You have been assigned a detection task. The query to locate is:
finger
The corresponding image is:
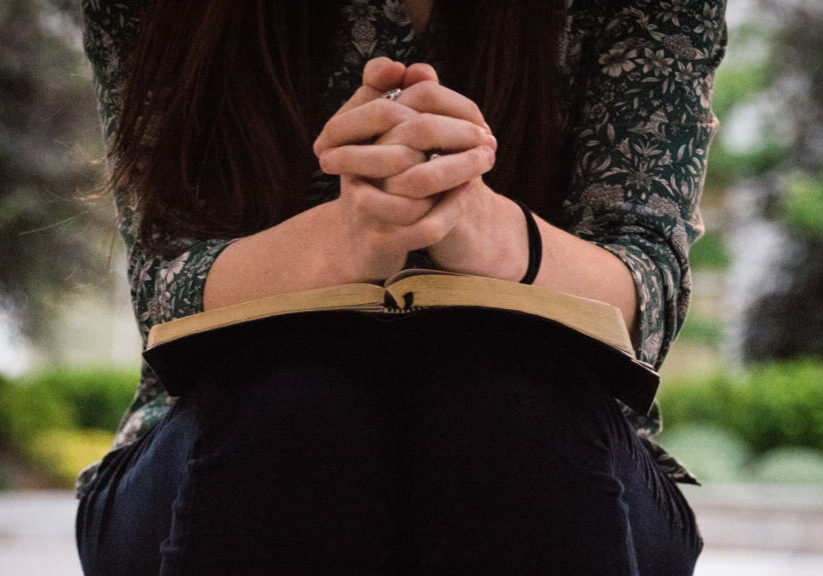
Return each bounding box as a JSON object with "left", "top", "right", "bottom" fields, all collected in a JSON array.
[
  {"left": 402, "top": 63, "right": 439, "bottom": 87},
  {"left": 314, "top": 98, "right": 417, "bottom": 156},
  {"left": 376, "top": 113, "right": 497, "bottom": 154},
  {"left": 319, "top": 144, "right": 426, "bottom": 178},
  {"left": 363, "top": 57, "right": 407, "bottom": 92},
  {"left": 343, "top": 177, "right": 436, "bottom": 227},
  {"left": 401, "top": 185, "right": 468, "bottom": 250},
  {"left": 394, "top": 80, "right": 488, "bottom": 129},
  {"left": 383, "top": 145, "right": 495, "bottom": 199},
  {"left": 332, "top": 58, "right": 406, "bottom": 118}
]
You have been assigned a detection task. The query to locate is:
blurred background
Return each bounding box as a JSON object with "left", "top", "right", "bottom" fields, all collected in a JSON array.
[{"left": 1, "top": 0, "right": 822, "bottom": 574}]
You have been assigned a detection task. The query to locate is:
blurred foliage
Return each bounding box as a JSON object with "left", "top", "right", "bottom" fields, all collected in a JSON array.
[
  {"left": 708, "top": 46, "right": 775, "bottom": 121},
  {"left": 782, "top": 174, "right": 823, "bottom": 239},
  {"left": 0, "top": 0, "right": 109, "bottom": 344},
  {"left": 659, "top": 358, "right": 823, "bottom": 455},
  {"left": 698, "top": 1, "right": 823, "bottom": 364},
  {"left": 0, "top": 366, "right": 136, "bottom": 488},
  {"left": 704, "top": 45, "right": 789, "bottom": 191},
  {"left": 0, "top": 366, "right": 136, "bottom": 447},
  {"left": 659, "top": 358, "right": 823, "bottom": 483},
  {"left": 689, "top": 229, "right": 730, "bottom": 271},
  {"left": 677, "top": 316, "right": 723, "bottom": 346},
  {"left": 768, "top": 1, "right": 823, "bottom": 172},
  {"left": 662, "top": 425, "right": 823, "bottom": 484},
  {"left": 28, "top": 428, "right": 113, "bottom": 488},
  {"left": 705, "top": 141, "right": 790, "bottom": 191}
]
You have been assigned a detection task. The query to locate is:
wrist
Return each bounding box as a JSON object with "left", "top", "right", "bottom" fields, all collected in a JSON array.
[
  {"left": 492, "top": 194, "right": 532, "bottom": 282},
  {"left": 428, "top": 183, "right": 530, "bottom": 282}
]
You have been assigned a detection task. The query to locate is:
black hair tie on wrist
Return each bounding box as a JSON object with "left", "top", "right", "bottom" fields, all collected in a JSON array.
[{"left": 513, "top": 200, "right": 542, "bottom": 284}]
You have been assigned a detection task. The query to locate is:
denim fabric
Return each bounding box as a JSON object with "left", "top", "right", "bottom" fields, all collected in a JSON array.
[{"left": 77, "top": 310, "right": 702, "bottom": 575}]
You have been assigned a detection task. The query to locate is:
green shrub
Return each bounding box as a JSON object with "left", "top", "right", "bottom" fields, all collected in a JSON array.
[
  {"left": 0, "top": 376, "right": 75, "bottom": 447},
  {"left": 729, "top": 360, "right": 823, "bottom": 454},
  {"left": 27, "top": 428, "right": 114, "bottom": 488},
  {"left": 660, "top": 358, "right": 823, "bottom": 454},
  {"left": 658, "top": 370, "right": 737, "bottom": 431},
  {"left": 0, "top": 366, "right": 137, "bottom": 488},
  {"left": 1, "top": 367, "right": 137, "bottom": 448}
]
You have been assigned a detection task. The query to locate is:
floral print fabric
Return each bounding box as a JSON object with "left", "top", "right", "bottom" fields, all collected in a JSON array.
[{"left": 77, "top": 0, "right": 726, "bottom": 494}]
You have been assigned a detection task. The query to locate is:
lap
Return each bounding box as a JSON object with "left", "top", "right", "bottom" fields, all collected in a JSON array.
[{"left": 77, "top": 311, "right": 701, "bottom": 575}]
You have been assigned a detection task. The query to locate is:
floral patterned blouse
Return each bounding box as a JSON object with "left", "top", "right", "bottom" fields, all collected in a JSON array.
[{"left": 77, "top": 0, "right": 727, "bottom": 495}]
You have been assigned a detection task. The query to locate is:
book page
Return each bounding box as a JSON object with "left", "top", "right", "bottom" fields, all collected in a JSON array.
[
  {"left": 147, "top": 283, "right": 386, "bottom": 349},
  {"left": 386, "top": 274, "right": 634, "bottom": 356}
]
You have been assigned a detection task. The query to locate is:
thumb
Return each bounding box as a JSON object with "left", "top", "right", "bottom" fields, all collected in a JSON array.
[
  {"left": 362, "top": 57, "right": 407, "bottom": 91},
  {"left": 402, "top": 63, "right": 439, "bottom": 88},
  {"left": 329, "top": 58, "right": 406, "bottom": 120}
]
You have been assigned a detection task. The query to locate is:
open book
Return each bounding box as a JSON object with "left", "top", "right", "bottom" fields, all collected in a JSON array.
[{"left": 144, "top": 270, "right": 659, "bottom": 414}]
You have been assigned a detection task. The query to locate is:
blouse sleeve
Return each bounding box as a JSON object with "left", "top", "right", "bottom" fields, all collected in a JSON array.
[
  {"left": 82, "top": 0, "right": 234, "bottom": 345},
  {"left": 560, "top": 0, "right": 727, "bottom": 368}
]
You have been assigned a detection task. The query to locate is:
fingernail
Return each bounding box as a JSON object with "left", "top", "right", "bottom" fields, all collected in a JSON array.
[
  {"left": 483, "top": 121, "right": 492, "bottom": 134},
  {"left": 486, "top": 134, "right": 497, "bottom": 151}
]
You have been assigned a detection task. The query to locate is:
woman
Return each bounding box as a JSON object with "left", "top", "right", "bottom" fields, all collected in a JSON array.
[{"left": 77, "top": 0, "right": 726, "bottom": 574}]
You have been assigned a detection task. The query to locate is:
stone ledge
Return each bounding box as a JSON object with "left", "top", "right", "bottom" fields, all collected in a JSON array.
[{"left": 682, "top": 484, "right": 823, "bottom": 553}]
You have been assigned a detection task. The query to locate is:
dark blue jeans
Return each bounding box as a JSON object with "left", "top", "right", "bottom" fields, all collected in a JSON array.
[{"left": 77, "top": 310, "right": 702, "bottom": 575}]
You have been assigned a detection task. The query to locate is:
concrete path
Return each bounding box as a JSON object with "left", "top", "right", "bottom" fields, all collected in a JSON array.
[
  {"left": 0, "top": 491, "right": 82, "bottom": 576},
  {"left": 1, "top": 487, "right": 823, "bottom": 575}
]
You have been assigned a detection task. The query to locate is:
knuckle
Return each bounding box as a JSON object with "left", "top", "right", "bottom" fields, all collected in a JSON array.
[
  {"left": 370, "top": 99, "right": 391, "bottom": 123},
  {"left": 470, "top": 146, "right": 493, "bottom": 170},
  {"left": 394, "top": 199, "right": 421, "bottom": 226},
  {"left": 373, "top": 99, "right": 404, "bottom": 127},
  {"left": 403, "top": 146, "right": 423, "bottom": 167},
  {"left": 416, "top": 220, "right": 446, "bottom": 246},
  {"left": 347, "top": 184, "right": 372, "bottom": 214},
  {"left": 312, "top": 134, "right": 326, "bottom": 157},
  {"left": 469, "top": 146, "right": 486, "bottom": 166},
  {"left": 401, "top": 81, "right": 431, "bottom": 111},
  {"left": 412, "top": 114, "right": 439, "bottom": 143},
  {"left": 390, "top": 149, "right": 413, "bottom": 173},
  {"left": 416, "top": 167, "right": 439, "bottom": 192},
  {"left": 418, "top": 80, "right": 440, "bottom": 96},
  {"left": 380, "top": 177, "right": 398, "bottom": 197},
  {"left": 318, "top": 149, "right": 335, "bottom": 173},
  {"left": 402, "top": 168, "right": 434, "bottom": 196}
]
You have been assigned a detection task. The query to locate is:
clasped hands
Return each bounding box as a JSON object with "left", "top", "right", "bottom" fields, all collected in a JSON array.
[{"left": 313, "top": 58, "right": 528, "bottom": 284}]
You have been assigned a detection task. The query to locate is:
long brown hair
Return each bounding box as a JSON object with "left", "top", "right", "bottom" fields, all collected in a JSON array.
[{"left": 112, "top": 0, "right": 564, "bottom": 258}]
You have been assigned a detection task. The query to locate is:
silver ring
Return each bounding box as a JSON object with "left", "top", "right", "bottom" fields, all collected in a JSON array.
[
  {"left": 426, "top": 152, "right": 442, "bottom": 162},
  {"left": 383, "top": 88, "right": 402, "bottom": 101}
]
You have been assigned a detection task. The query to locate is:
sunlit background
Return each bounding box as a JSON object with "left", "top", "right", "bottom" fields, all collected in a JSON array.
[{"left": 1, "top": 0, "right": 822, "bottom": 574}]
